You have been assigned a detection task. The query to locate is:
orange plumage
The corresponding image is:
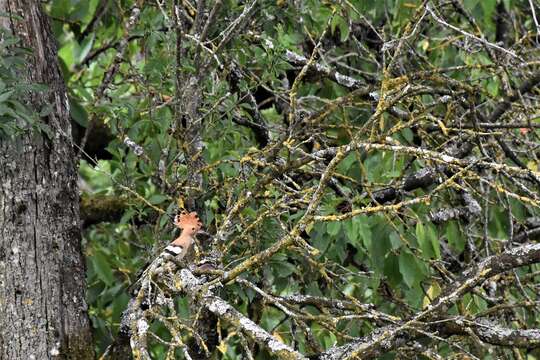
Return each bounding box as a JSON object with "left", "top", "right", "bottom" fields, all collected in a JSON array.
[
  {"left": 166, "top": 211, "right": 202, "bottom": 259},
  {"left": 174, "top": 211, "right": 203, "bottom": 235}
]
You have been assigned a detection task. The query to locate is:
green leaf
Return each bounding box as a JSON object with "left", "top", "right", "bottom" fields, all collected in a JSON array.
[
  {"left": 427, "top": 224, "right": 440, "bottom": 259},
  {"left": 344, "top": 218, "right": 358, "bottom": 243},
  {"left": 327, "top": 239, "right": 347, "bottom": 263},
  {"left": 275, "top": 262, "right": 296, "bottom": 277},
  {"left": 399, "top": 251, "right": 422, "bottom": 288},
  {"left": 384, "top": 254, "right": 401, "bottom": 286},
  {"left": 327, "top": 222, "right": 341, "bottom": 236},
  {"left": 159, "top": 213, "right": 169, "bottom": 228},
  {"left": 401, "top": 128, "right": 414, "bottom": 143},
  {"left": 120, "top": 208, "right": 135, "bottom": 224},
  {"left": 77, "top": 34, "right": 95, "bottom": 64},
  {"left": 36, "top": 121, "right": 53, "bottom": 139},
  {"left": 148, "top": 194, "right": 167, "bottom": 205},
  {"left": 337, "top": 153, "right": 356, "bottom": 173},
  {"left": 0, "top": 103, "right": 15, "bottom": 116},
  {"left": 58, "top": 40, "right": 76, "bottom": 69},
  {"left": 50, "top": 0, "right": 71, "bottom": 18},
  {"left": 446, "top": 220, "right": 464, "bottom": 252},
  {"left": 463, "top": 0, "right": 480, "bottom": 11},
  {"left": 486, "top": 80, "right": 499, "bottom": 97},
  {"left": 0, "top": 90, "right": 13, "bottom": 103},
  {"left": 416, "top": 221, "right": 434, "bottom": 258},
  {"left": 370, "top": 221, "right": 391, "bottom": 271},
  {"left": 481, "top": 0, "right": 497, "bottom": 29},
  {"left": 416, "top": 221, "right": 428, "bottom": 256},
  {"left": 70, "top": 97, "right": 88, "bottom": 127},
  {"left": 331, "top": 16, "right": 350, "bottom": 42},
  {"left": 389, "top": 231, "right": 402, "bottom": 250},
  {"left": 346, "top": 217, "right": 372, "bottom": 249},
  {"left": 92, "top": 252, "right": 115, "bottom": 286}
]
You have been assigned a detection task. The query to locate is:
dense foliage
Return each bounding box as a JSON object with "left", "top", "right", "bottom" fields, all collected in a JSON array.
[{"left": 41, "top": 0, "right": 540, "bottom": 358}]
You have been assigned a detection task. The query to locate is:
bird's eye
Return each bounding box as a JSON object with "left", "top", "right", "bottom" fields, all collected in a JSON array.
[{"left": 192, "top": 227, "right": 195, "bottom": 230}]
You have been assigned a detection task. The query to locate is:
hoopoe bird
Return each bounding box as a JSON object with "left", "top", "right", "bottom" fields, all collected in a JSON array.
[
  {"left": 162, "top": 211, "right": 203, "bottom": 260},
  {"left": 129, "top": 211, "right": 203, "bottom": 297}
]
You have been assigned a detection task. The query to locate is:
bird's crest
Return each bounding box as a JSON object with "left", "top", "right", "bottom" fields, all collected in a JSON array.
[{"left": 174, "top": 211, "right": 202, "bottom": 232}]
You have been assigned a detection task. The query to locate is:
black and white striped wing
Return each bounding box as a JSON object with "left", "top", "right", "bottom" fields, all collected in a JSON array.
[{"left": 162, "top": 244, "right": 185, "bottom": 259}]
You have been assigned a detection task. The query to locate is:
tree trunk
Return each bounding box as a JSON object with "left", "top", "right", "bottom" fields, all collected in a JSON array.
[{"left": 0, "top": 1, "right": 94, "bottom": 359}]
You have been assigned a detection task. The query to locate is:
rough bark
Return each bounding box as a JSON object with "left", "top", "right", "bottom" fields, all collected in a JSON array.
[{"left": 0, "top": 1, "right": 94, "bottom": 359}]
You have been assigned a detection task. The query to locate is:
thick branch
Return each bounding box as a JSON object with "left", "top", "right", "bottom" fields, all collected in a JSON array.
[
  {"left": 80, "top": 194, "right": 128, "bottom": 227},
  {"left": 176, "top": 269, "right": 307, "bottom": 359},
  {"left": 441, "top": 319, "right": 540, "bottom": 349}
]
